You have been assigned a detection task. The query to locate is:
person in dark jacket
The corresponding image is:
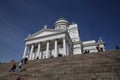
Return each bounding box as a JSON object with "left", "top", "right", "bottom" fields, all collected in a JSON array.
[
  {"left": 24, "top": 57, "right": 28, "bottom": 64},
  {"left": 9, "top": 63, "right": 16, "bottom": 72}
]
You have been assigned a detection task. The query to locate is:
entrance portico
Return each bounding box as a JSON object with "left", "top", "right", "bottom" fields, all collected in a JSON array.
[{"left": 22, "top": 29, "right": 73, "bottom": 60}]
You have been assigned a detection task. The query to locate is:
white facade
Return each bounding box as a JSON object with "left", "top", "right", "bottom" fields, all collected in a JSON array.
[{"left": 22, "top": 17, "right": 105, "bottom": 60}]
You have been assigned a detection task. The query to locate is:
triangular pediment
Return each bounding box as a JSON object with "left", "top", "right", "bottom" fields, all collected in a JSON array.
[
  {"left": 25, "top": 29, "right": 65, "bottom": 40},
  {"left": 33, "top": 30, "right": 59, "bottom": 38}
]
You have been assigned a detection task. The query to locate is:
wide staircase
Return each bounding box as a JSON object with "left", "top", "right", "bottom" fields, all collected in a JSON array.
[{"left": 0, "top": 50, "right": 120, "bottom": 80}]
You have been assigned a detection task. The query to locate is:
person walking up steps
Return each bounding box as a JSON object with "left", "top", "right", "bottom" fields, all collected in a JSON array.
[
  {"left": 9, "top": 63, "right": 16, "bottom": 72},
  {"left": 15, "top": 60, "right": 23, "bottom": 73},
  {"left": 24, "top": 57, "right": 28, "bottom": 64}
]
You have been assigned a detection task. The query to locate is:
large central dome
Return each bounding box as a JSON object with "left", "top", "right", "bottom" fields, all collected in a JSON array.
[
  {"left": 55, "top": 17, "right": 69, "bottom": 24},
  {"left": 55, "top": 17, "right": 69, "bottom": 30}
]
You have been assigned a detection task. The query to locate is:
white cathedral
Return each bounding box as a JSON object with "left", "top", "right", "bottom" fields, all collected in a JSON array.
[{"left": 22, "top": 17, "right": 105, "bottom": 60}]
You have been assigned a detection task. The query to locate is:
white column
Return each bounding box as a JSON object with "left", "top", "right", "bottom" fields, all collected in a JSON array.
[
  {"left": 66, "top": 42, "right": 69, "bottom": 56},
  {"left": 63, "top": 38, "right": 67, "bottom": 56},
  {"left": 46, "top": 41, "right": 50, "bottom": 58},
  {"left": 36, "top": 43, "right": 41, "bottom": 59},
  {"left": 41, "top": 51, "right": 43, "bottom": 59},
  {"left": 54, "top": 39, "right": 58, "bottom": 57},
  {"left": 29, "top": 44, "right": 34, "bottom": 60},
  {"left": 23, "top": 45, "right": 27, "bottom": 58}
]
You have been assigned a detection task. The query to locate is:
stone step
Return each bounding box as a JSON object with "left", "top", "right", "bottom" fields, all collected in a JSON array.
[{"left": 0, "top": 50, "right": 120, "bottom": 80}]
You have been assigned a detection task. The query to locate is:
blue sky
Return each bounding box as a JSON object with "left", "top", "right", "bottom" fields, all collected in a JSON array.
[{"left": 0, "top": 0, "right": 120, "bottom": 62}]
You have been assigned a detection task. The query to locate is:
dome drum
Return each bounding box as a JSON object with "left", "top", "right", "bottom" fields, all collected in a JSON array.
[{"left": 55, "top": 17, "right": 69, "bottom": 28}]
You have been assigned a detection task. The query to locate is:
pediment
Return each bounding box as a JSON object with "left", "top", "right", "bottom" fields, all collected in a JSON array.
[
  {"left": 25, "top": 29, "right": 65, "bottom": 40},
  {"left": 33, "top": 31, "right": 58, "bottom": 38}
]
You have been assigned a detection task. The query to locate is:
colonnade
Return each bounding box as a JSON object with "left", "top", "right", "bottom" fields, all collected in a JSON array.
[{"left": 23, "top": 38, "right": 69, "bottom": 60}]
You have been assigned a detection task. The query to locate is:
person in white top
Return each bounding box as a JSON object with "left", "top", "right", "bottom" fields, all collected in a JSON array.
[{"left": 15, "top": 60, "right": 23, "bottom": 73}]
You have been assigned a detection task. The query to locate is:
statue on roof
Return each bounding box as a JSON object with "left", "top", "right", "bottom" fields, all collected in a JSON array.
[{"left": 44, "top": 25, "right": 48, "bottom": 29}]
